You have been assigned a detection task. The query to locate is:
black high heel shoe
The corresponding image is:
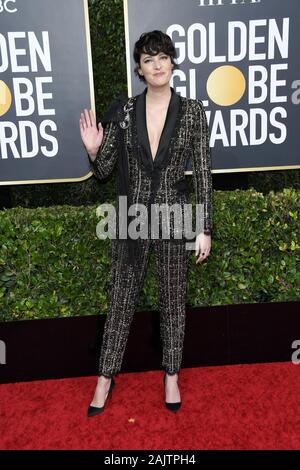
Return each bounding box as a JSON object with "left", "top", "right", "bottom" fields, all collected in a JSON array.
[
  {"left": 163, "top": 373, "right": 181, "bottom": 412},
  {"left": 87, "top": 377, "right": 115, "bottom": 417}
]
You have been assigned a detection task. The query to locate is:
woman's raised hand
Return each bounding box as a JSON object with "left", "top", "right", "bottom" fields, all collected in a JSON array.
[{"left": 79, "top": 108, "right": 103, "bottom": 161}]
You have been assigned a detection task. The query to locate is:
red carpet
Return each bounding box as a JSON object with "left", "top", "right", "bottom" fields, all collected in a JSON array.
[{"left": 0, "top": 362, "right": 299, "bottom": 450}]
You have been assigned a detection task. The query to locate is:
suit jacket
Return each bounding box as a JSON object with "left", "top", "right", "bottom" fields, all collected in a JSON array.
[{"left": 89, "top": 86, "right": 213, "bottom": 242}]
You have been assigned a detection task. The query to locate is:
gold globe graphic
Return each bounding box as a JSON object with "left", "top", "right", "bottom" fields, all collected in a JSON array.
[
  {"left": 207, "top": 66, "right": 246, "bottom": 106},
  {"left": 0, "top": 80, "right": 12, "bottom": 116}
]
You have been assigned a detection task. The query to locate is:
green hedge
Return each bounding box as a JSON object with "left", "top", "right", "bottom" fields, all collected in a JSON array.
[{"left": 0, "top": 188, "right": 299, "bottom": 322}]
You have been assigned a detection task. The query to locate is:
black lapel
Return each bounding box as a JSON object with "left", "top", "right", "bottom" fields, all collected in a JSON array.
[{"left": 136, "top": 86, "right": 180, "bottom": 169}]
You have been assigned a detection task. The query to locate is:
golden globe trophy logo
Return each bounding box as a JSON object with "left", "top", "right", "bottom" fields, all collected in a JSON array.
[
  {"left": 0, "top": 0, "right": 93, "bottom": 184},
  {"left": 167, "top": 16, "right": 290, "bottom": 149},
  {"left": 127, "top": 0, "right": 300, "bottom": 170},
  {"left": 0, "top": 31, "right": 58, "bottom": 160}
]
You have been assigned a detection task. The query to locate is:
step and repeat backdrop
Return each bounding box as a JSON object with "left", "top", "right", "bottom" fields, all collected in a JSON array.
[
  {"left": 124, "top": 0, "right": 300, "bottom": 173},
  {"left": 1, "top": 0, "right": 299, "bottom": 181},
  {"left": 0, "top": 0, "right": 94, "bottom": 185}
]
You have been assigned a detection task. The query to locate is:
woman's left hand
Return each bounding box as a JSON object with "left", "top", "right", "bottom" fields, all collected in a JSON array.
[{"left": 195, "top": 233, "right": 211, "bottom": 264}]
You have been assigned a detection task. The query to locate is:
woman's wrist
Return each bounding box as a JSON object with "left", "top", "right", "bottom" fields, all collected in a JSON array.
[{"left": 87, "top": 148, "right": 99, "bottom": 162}]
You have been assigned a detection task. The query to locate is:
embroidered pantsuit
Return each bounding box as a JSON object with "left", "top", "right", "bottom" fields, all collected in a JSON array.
[{"left": 89, "top": 87, "right": 213, "bottom": 378}]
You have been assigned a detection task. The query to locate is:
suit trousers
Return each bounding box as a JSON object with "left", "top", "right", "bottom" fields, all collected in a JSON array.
[{"left": 98, "top": 237, "right": 192, "bottom": 378}]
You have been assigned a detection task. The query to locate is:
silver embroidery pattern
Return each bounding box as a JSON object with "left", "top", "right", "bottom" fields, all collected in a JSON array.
[
  {"left": 89, "top": 96, "right": 213, "bottom": 378},
  {"left": 119, "top": 98, "right": 135, "bottom": 129},
  {"left": 98, "top": 238, "right": 191, "bottom": 378}
]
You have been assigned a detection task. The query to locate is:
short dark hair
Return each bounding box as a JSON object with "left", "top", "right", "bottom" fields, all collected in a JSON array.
[{"left": 133, "top": 30, "right": 179, "bottom": 83}]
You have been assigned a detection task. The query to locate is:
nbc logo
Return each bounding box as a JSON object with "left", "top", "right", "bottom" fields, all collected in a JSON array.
[{"left": 0, "top": 0, "right": 17, "bottom": 13}]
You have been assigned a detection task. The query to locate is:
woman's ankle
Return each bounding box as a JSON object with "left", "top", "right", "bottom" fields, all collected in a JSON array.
[
  {"left": 165, "top": 372, "right": 178, "bottom": 381},
  {"left": 97, "top": 375, "right": 112, "bottom": 385}
]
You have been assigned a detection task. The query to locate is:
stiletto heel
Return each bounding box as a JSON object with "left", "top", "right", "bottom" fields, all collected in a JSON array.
[
  {"left": 87, "top": 377, "right": 115, "bottom": 417},
  {"left": 163, "top": 373, "right": 181, "bottom": 412}
]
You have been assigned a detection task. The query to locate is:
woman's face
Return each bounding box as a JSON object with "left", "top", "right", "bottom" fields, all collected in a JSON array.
[{"left": 137, "top": 51, "right": 174, "bottom": 87}]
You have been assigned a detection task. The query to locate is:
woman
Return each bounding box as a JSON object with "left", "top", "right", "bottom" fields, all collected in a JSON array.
[{"left": 79, "top": 30, "right": 212, "bottom": 416}]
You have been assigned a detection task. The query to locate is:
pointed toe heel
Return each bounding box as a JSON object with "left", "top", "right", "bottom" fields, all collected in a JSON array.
[
  {"left": 165, "top": 401, "right": 181, "bottom": 412},
  {"left": 87, "top": 377, "right": 115, "bottom": 418},
  {"left": 163, "top": 373, "right": 181, "bottom": 413}
]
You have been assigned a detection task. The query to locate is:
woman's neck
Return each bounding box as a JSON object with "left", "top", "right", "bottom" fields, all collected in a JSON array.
[{"left": 145, "top": 83, "right": 172, "bottom": 104}]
